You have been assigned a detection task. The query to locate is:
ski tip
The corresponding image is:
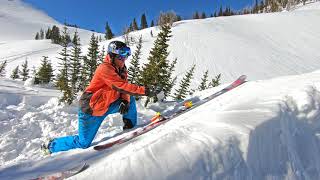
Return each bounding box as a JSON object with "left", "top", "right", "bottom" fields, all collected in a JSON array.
[
  {"left": 94, "top": 145, "right": 109, "bottom": 151},
  {"left": 239, "top": 75, "right": 247, "bottom": 80},
  {"left": 93, "top": 146, "right": 100, "bottom": 151}
]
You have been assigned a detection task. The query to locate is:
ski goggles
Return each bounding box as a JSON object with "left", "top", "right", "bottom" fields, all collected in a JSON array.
[
  {"left": 114, "top": 47, "right": 131, "bottom": 58},
  {"left": 116, "top": 54, "right": 129, "bottom": 61}
]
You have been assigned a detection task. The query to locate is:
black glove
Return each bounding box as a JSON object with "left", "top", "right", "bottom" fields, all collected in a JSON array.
[
  {"left": 119, "top": 99, "right": 129, "bottom": 114},
  {"left": 145, "top": 85, "right": 162, "bottom": 97}
]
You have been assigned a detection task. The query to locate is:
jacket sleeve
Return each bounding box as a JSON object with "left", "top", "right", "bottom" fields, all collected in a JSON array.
[{"left": 98, "top": 64, "right": 146, "bottom": 96}]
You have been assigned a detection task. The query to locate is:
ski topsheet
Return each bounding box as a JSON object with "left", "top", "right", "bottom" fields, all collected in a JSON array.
[
  {"left": 94, "top": 75, "right": 247, "bottom": 151},
  {"left": 31, "top": 163, "right": 89, "bottom": 180}
]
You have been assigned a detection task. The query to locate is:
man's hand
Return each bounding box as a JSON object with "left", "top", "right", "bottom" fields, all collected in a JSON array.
[
  {"left": 145, "top": 85, "right": 162, "bottom": 97},
  {"left": 119, "top": 99, "right": 129, "bottom": 114}
]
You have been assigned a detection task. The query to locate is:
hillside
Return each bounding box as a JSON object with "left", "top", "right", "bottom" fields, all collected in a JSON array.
[
  {"left": 0, "top": 0, "right": 103, "bottom": 76},
  {"left": 1, "top": 1, "right": 320, "bottom": 86},
  {"left": 0, "top": 0, "right": 58, "bottom": 41}
]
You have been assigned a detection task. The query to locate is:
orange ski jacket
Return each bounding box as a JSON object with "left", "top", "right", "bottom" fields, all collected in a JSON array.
[{"left": 79, "top": 55, "right": 145, "bottom": 116}]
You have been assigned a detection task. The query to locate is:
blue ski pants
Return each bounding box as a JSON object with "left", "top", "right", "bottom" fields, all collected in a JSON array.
[{"left": 49, "top": 96, "right": 137, "bottom": 153}]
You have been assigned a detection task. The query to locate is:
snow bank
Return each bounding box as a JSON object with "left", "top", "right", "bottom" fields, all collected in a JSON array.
[
  {"left": 0, "top": 78, "right": 156, "bottom": 167},
  {"left": 2, "top": 71, "right": 320, "bottom": 179}
]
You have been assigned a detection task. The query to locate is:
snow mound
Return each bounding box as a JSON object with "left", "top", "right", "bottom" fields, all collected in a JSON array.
[{"left": 2, "top": 72, "right": 320, "bottom": 179}]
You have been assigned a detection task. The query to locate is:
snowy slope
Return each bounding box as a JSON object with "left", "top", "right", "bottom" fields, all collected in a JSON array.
[
  {"left": 1, "top": 1, "right": 320, "bottom": 180},
  {"left": 2, "top": 71, "right": 320, "bottom": 179},
  {"left": 0, "top": 0, "right": 58, "bottom": 41},
  {"left": 94, "top": 2, "right": 320, "bottom": 86},
  {"left": 1, "top": 1, "right": 320, "bottom": 85},
  {"left": 0, "top": 0, "right": 103, "bottom": 77},
  {"left": 0, "top": 0, "right": 100, "bottom": 42}
]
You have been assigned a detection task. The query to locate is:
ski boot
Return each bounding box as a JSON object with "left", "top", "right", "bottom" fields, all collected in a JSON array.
[
  {"left": 122, "top": 118, "right": 134, "bottom": 130},
  {"left": 41, "top": 138, "right": 53, "bottom": 155}
]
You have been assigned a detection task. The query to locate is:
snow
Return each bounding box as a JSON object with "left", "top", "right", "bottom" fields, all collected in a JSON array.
[
  {"left": 1, "top": 1, "right": 320, "bottom": 180},
  {"left": 90, "top": 2, "right": 320, "bottom": 87},
  {"left": 0, "top": 0, "right": 58, "bottom": 41},
  {"left": 3, "top": 71, "right": 320, "bottom": 179},
  {"left": 0, "top": 0, "right": 103, "bottom": 78}
]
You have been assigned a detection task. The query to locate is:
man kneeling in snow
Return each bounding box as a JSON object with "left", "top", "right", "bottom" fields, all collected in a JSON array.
[{"left": 42, "top": 41, "right": 161, "bottom": 154}]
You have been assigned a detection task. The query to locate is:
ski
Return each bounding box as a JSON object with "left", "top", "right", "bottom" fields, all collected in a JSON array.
[
  {"left": 31, "top": 163, "right": 89, "bottom": 180},
  {"left": 94, "top": 75, "right": 247, "bottom": 151}
]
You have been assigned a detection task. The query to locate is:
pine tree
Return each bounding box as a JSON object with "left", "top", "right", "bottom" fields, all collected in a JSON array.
[
  {"left": 69, "top": 30, "right": 82, "bottom": 94},
  {"left": 36, "top": 56, "right": 54, "bottom": 84},
  {"left": 270, "top": 0, "right": 280, "bottom": 12},
  {"left": 198, "top": 70, "right": 209, "bottom": 91},
  {"left": 83, "top": 33, "right": 99, "bottom": 86},
  {"left": 158, "top": 11, "right": 179, "bottom": 27},
  {"left": 174, "top": 65, "right": 196, "bottom": 100},
  {"left": 193, "top": 11, "right": 200, "bottom": 19},
  {"left": 129, "top": 23, "right": 133, "bottom": 32},
  {"left": 122, "top": 26, "right": 132, "bottom": 46},
  {"left": 209, "top": 74, "right": 221, "bottom": 88},
  {"left": 140, "top": 13, "right": 148, "bottom": 29},
  {"left": 79, "top": 56, "right": 88, "bottom": 91},
  {"left": 45, "top": 27, "right": 51, "bottom": 39},
  {"left": 150, "top": 20, "right": 155, "bottom": 27},
  {"left": 260, "top": 0, "right": 265, "bottom": 12},
  {"left": 128, "top": 36, "right": 143, "bottom": 84},
  {"left": 219, "top": 6, "right": 223, "bottom": 16},
  {"left": 20, "top": 59, "right": 29, "bottom": 81},
  {"left": 65, "top": 34, "right": 71, "bottom": 45},
  {"left": 56, "top": 26, "right": 72, "bottom": 104},
  {"left": 140, "top": 24, "right": 173, "bottom": 106},
  {"left": 224, "top": 7, "right": 232, "bottom": 16},
  {"left": 0, "top": 60, "right": 7, "bottom": 77},
  {"left": 168, "top": 76, "right": 177, "bottom": 97},
  {"left": 40, "top": 29, "right": 45, "bottom": 39},
  {"left": 253, "top": 0, "right": 259, "bottom": 13},
  {"left": 132, "top": 18, "right": 139, "bottom": 30},
  {"left": 31, "top": 65, "right": 38, "bottom": 84},
  {"left": 11, "top": 66, "right": 20, "bottom": 80},
  {"left": 201, "top": 12, "right": 207, "bottom": 19},
  {"left": 177, "top": 15, "right": 182, "bottom": 21},
  {"left": 105, "top": 22, "right": 114, "bottom": 40},
  {"left": 51, "top": 25, "right": 61, "bottom": 44},
  {"left": 98, "top": 45, "right": 106, "bottom": 65},
  {"left": 165, "top": 58, "right": 177, "bottom": 95},
  {"left": 35, "top": 32, "right": 40, "bottom": 40}
]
